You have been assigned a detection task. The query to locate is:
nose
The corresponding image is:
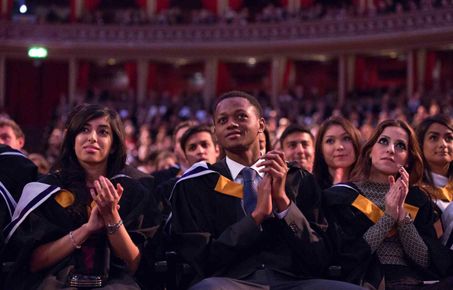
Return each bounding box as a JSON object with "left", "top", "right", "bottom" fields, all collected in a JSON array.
[
  {"left": 295, "top": 143, "right": 304, "bottom": 154},
  {"left": 88, "top": 131, "right": 97, "bottom": 143},
  {"left": 386, "top": 144, "right": 395, "bottom": 154},
  {"left": 195, "top": 145, "right": 206, "bottom": 155},
  {"left": 336, "top": 141, "right": 344, "bottom": 151}
]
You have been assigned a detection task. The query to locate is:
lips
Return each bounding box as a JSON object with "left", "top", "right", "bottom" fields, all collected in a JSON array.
[
  {"left": 84, "top": 145, "right": 100, "bottom": 152},
  {"left": 381, "top": 157, "right": 394, "bottom": 162},
  {"left": 225, "top": 131, "right": 241, "bottom": 138},
  {"left": 334, "top": 154, "right": 348, "bottom": 158}
]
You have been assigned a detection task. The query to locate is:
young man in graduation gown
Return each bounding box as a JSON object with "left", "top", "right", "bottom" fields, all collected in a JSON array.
[{"left": 170, "top": 91, "right": 362, "bottom": 290}]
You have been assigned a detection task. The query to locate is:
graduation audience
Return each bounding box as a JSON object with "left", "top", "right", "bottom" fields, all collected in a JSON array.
[
  {"left": 416, "top": 115, "right": 453, "bottom": 250},
  {"left": 2, "top": 104, "right": 151, "bottom": 289},
  {"left": 313, "top": 116, "right": 362, "bottom": 190},
  {"left": 324, "top": 119, "right": 452, "bottom": 289},
  {"left": 1, "top": 98, "right": 453, "bottom": 290}
]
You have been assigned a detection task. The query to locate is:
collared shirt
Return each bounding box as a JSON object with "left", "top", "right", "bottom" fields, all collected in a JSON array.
[{"left": 225, "top": 156, "right": 289, "bottom": 218}]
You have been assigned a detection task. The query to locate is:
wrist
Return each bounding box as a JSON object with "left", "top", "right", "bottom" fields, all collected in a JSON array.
[
  {"left": 251, "top": 211, "right": 265, "bottom": 225},
  {"left": 274, "top": 194, "right": 290, "bottom": 212},
  {"left": 103, "top": 211, "right": 121, "bottom": 225}
]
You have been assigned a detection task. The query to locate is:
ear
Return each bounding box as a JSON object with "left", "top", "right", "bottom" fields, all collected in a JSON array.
[
  {"left": 258, "top": 117, "right": 265, "bottom": 133},
  {"left": 17, "top": 137, "right": 25, "bottom": 150}
]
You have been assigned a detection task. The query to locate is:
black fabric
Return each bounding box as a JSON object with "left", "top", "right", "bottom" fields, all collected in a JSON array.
[
  {"left": 170, "top": 159, "right": 332, "bottom": 286},
  {"left": 324, "top": 183, "right": 452, "bottom": 288},
  {"left": 2, "top": 171, "right": 149, "bottom": 290}
]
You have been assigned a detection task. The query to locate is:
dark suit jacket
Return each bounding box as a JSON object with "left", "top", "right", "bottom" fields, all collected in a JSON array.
[{"left": 170, "top": 159, "right": 331, "bottom": 284}]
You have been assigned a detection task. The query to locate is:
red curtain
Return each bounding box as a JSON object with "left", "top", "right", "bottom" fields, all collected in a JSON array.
[
  {"left": 216, "top": 62, "right": 232, "bottom": 95},
  {"left": 202, "top": 0, "right": 243, "bottom": 14},
  {"left": 136, "top": 0, "right": 170, "bottom": 13},
  {"left": 0, "top": 0, "right": 13, "bottom": 19},
  {"left": 280, "top": 0, "right": 314, "bottom": 9},
  {"left": 124, "top": 62, "right": 137, "bottom": 92},
  {"left": 70, "top": 0, "right": 101, "bottom": 21},
  {"left": 354, "top": 56, "right": 405, "bottom": 90},
  {"left": 294, "top": 60, "right": 337, "bottom": 96},
  {"left": 424, "top": 51, "right": 437, "bottom": 90},
  {"left": 147, "top": 62, "right": 158, "bottom": 91},
  {"left": 5, "top": 60, "right": 68, "bottom": 127},
  {"left": 77, "top": 61, "right": 91, "bottom": 92}
]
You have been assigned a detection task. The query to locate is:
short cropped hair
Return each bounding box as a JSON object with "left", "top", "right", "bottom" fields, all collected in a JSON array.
[
  {"left": 180, "top": 125, "right": 216, "bottom": 152},
  {"left": 280, "top": 124, "right": 314, "bottom": 148},
  {"left": 0, "top": 117, "right": 24, "bottom": 139},
  {"left": 213, "top": 90, "right": 263, "bottom": 118}
]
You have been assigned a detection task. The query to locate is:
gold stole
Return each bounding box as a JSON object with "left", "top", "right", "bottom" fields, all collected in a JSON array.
[
  {"left": 214, "top": 175, "right": 243, "bottom": 199},
  {"left": 351, "top": 194, "right": 419, "bottom": 237}
]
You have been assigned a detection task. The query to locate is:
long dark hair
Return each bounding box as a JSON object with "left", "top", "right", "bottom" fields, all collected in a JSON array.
[
  {"left": 55, "top": 104, "right": 126, "bottom": 186},
  {"left": 351, "top": 119, "right": 423, "bottom": 186},
  {"left": 416, "top": 115, "right": 453, "bottom": 187},
  {"left": 313, "top": 116, "right": 362, "bottom": 189}
]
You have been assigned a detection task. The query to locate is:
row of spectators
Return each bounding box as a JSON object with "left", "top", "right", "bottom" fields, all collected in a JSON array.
[
  {"left": 3, "top": 85, "right": 450, "bottom": 178},
  {"left": 13, "top": 0, "right": 453, "bottom": 26}
]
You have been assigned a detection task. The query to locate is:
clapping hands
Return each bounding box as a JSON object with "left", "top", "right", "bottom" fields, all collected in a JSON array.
[{"left": 385, "top": 166, "right": 409, "bottom": 222}]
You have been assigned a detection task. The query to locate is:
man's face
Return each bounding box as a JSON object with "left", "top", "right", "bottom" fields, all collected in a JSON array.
[
  {"left": 0, "top": 125, "right": 24, "bottom": 150},
  {"left": 214, "top": 97, "right": 264, "bottom": 153},
  {"left": 184, "top": 131, "right": 219, "bottom": 165},
  {"left": 282, "top": 132, "right": 314, "bottom": 172}
]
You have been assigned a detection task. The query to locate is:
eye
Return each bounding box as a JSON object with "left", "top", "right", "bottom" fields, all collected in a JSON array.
[
  {"left": 377, "top": 137, "right": 388, "bottom": 145},
  {"left": 445, "top": 135, "right": 453, "bottom": 143},
  {"left": 81, "top": 126, "right": 90, "bottom": 133},
  {"left": 237, "top": 113, "right": 248, "bottom": 121},
  {"left": 217, "top": 117, "right": 227, "bottom": 125},
  {"left": 98, "top": 128, "right": 111, "bottom": 136},
  {"left": 188, "top": 144, "right": 196, "bottom": 151},
  {"left": 343, "top": 136, "right": 352, "bottom": 142},
  {"left": 325, "top": 138, "right": 334, "bottom": 145},
  {"left": 428, "top": 135, "right": 438, "bottom": 141},
  {"left": 395, "top": 142, "right": 407, "bottom": 151}
]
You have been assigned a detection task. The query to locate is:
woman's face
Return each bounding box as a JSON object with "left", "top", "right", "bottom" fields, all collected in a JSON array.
[
  {"left": 370, "top": 126, "right": 409, "bottom": 178},
  {"left": 74, "top": 116, "right": 113, "bottom": 170},
  {"left": 423, "top": 123, "right": 453, "bottom": 170},
  {"left": 322, "top": 124, "right": 356, "bottom": 171}
]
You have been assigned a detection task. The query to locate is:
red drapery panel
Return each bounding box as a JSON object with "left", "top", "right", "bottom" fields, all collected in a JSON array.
[
  {"left": 280, "top": 0, "right": 314, "bottom": 9},
  {"left": 147, "top": 62, "right": 158, "bottom": 91},
  {"left": 216, "top": 62, "right": 232, "bottom": 95},
  {"left": 354, "top": 56, "right": 405, "bottom": 90},
  {"left": 425, "top": 51, "right": 437, "bottom": 90},
  {"left": 202, "top": 0, "right": 243, "bottom": 14},
  {"left": 77, "top": 61, "right": 91, "bottom": 92},
  {"left": 70, "top": 0, "right": 101, "bottom": 21},
  {"left": 124, "top": 62, "right": 137, "bottom": 92},
  {"left": 0, "top": 0, "right": 13, "bottom": 19},
  {"left": 5, "top": 60, "right": 68, "bottom": 127},
  {"left": 294, "top": 60, "right": 337, "bottom": 96}
]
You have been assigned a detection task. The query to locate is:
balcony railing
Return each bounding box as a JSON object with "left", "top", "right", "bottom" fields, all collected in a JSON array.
[{"left": 1, "top": 8, "right": 453, "bottom": 56}]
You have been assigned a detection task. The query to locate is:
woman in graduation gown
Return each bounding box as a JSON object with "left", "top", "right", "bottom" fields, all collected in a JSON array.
[
  {"left": 324, "top": 119, "right": 452, "bottom": 290},
  {"left": 416, "top": 115, "right": 453, "bottom": 250},
  {"left": 313, "top": 116, "right": 362, "bottom": 190},
  {"left": 3, "top": 104, "right": 147, "bottom": 289}
]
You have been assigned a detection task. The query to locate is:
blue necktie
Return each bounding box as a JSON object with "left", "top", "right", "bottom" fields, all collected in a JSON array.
[{"left": 241, "top": 167, "right": 257, "bottom": 215}]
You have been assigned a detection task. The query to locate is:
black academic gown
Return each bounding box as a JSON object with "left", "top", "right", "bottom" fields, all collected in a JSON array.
[
  {"left": 3, "top": 170, "right": 149, "bottom": 290},
  {"left": 170, "top": 159, "right": 331, "bottom": 285},
  {"left": 0, "top": 145, "right": 38, "bottom": 247},
  {"left": 324, "top": 183, "right": 451, "bottom": 288}
]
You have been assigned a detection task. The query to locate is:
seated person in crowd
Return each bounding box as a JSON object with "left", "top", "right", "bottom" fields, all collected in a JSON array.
[
  {"left": 324, "top": 119, "right": 452, "bottom": 289},
  {"left": 416, "top": 115, "right": 453, "bottom": 249},
  {"left": 0, "top": 144, "right": 38, "bottom": 255},
  {"left": 152, "top": 120, "right": 198, "bottom": 188},
  {"left": 157, "top": 124, "right": 220, "bottom": 217},
  {"left": 280, "top": 124, "right": 315, "bottom": 172},
  {"left": 313, "top": 116, "right": 362, "bottom": 190},
  {"left": 0, "top": 117, "right": 25, "bottom": 152},
  {"left": 259, "top": 128, "right": 272, "bottom": 156},
  {"left": 170, "top": 91, "right": 362, "bottom": 290},
  {"left": 3, "top": 104, "right": 151, "bottom": 289}
]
